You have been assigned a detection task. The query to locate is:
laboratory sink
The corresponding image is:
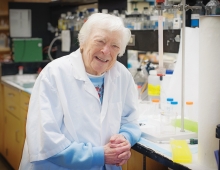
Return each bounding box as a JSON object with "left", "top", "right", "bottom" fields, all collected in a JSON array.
[
  {"left": 1, "top": 74, "right": 37, "bottom": 89},
  {"left": 14, "top": 81, "right": 35, "bottom": 88},
  {"left": 14, "top": 74, "right": 38, "bottom": 82}
]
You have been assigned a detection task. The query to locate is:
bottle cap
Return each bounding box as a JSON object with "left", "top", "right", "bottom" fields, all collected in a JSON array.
[
  {"left": 152, "top": 99, "right": 160, "bottom": 103},
  {"left": 18, "top": 66, "right": 24, "bottom": 70},
  {"left": 186, "top": 101, "right": 193, "bottom": 105},
  {"left": 166, "top": 70, "right": 173, "bottom": 74},
  {"left": 167, "top": 98, "right": 173, "bottom": 102},
  {"left": 171, "top": 101, "right": 178, "bottom": 105}
]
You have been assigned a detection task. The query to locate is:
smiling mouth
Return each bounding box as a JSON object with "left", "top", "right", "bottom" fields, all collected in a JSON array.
[{"left": 96, "top": 56, "right": 108, "bottom": 62}]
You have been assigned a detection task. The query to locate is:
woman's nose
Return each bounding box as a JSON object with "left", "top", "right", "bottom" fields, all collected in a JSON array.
[{"left": 101, "top": 45, "right": 110, "bottom": 55}]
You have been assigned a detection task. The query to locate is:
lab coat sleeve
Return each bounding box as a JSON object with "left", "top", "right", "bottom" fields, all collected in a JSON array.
[
  {"left": 119, "top": 75, "right": 141, "bottom": 146},
  {"left": 47, "top": 142, "right": 104, "bottom": 169}
]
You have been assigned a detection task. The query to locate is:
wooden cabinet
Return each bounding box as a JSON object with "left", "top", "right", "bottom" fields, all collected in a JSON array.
[
  {"left": 1, "top": 83, "right": 30, "bottom": 170},
  {"left": 0, "top": 84, "right": 4, "bottom": 154},
  {"left": 122, "top": 149, "right": 168, "bottom": 170},
  {"left": 0, "top": 0, "right": 11, "bottom": 62}
]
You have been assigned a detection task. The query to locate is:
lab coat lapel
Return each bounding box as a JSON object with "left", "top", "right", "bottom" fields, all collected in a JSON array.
[
  {"left": 101, "top": 64, "right": 120, "bottom": 122},
  {"left": 70, "top": 49, "right": 100, "bottom": 102}
]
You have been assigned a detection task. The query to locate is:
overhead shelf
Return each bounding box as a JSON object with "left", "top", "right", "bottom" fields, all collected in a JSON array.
[
  {"left": 0, "top": 11, "right": 9, "bottom": 16},
  {"left": 0, "top": 47, "right": 10, "bottom": 53},
  {"left": 0, "top": 26, "right": 9, "bottom": 31}
]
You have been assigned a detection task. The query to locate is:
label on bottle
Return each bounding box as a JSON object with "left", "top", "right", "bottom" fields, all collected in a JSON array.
[
  {"left": 148, "top": 84, "right": 160, "bottom": 96},
  {"left": 191, "top": 14, "right": 199, "bottom": 19}
]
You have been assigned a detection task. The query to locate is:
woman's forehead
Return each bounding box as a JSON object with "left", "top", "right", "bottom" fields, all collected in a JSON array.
[{"left": 90, "top": 28, "right": 122, "bottom": 42}]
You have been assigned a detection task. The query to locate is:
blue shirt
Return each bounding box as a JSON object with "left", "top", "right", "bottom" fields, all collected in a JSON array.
[{"left": 87, "top": 73, "right": 105, "bottom": 104}]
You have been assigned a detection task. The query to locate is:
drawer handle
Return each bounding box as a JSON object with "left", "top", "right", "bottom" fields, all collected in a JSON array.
[
  {"left": 15, "top": 130, "right": 20, "bottom": 143},
  {"left": 9, "top": 106, "right": 15, "bottom": 110},
  {"left": 8, "top": 93, "right": 15, "bottom": 97}
]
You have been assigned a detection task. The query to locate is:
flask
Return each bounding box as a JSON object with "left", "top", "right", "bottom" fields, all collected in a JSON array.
[
  {"left": 205, "top": 0, "right": 220, "bottom": 15},
  {"left": 133, "top": 68, "right": 147, "bottom": 87},
  {"left": 191, "top": 0, "right": 205, "bottom": 28},
  {"left": 147, "top": 70, "right": 160, "bottom": 101}
]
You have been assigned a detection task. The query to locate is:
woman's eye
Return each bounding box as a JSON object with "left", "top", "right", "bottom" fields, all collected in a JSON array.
[
  {"left": 98, "top": 40, "right": 104, "bottom": 44},
  {"left": 112, "top": 45, "right": 119, "bottom": 49}
]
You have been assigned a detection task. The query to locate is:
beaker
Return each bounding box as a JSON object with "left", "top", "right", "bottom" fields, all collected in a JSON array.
[
  {"left": 151, "top": 99, "right": 160, "bottom": 119},
  {"left": 185, "top": 101, "right": 194, "bottom": 120}
]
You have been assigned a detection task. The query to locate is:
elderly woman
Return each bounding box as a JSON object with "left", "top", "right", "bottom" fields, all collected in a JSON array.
[{"left": 19, "top": 13, "right": 141, "bottom": 170}]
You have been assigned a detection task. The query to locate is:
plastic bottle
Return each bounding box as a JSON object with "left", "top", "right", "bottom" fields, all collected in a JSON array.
[
  {"left": 66, "top": 11, "right": 73, "bottom": 30},
  {"left": 191, "top": 0, "right": 205, "bottom": 28},
  {"left": 113, "top": 10, "right": 120, "bottom": 17},
  {"left": 148, "top": 70, "right": 160, "bottom": 101},
  {"left": 101, "top": 9, "right": 108, "bottom": 14},
  {"left": 18, "top": 66, "right": 24, "bottom": 75},
  {"left": 170, "top": 101, "right": 178, "bottom": 116},
  {"left": 58, "top": 13, "right": 67, "bottom": 31}
]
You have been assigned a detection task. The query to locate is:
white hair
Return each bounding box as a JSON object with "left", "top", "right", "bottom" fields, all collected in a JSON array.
[{"left": 78, "top": 13, "right": 131, "bottom": 57}]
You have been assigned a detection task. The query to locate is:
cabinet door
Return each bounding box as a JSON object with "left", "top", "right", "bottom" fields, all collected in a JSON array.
[
  {"left": 0, "top": 84, "right": 4, "bottom": 154},
  {"left": 4, "top": 112, "right": 23, "bottom": 170},
  {"left": 127, "top": 149, "right": 143, "bottom": 170},
  {"left": 146, "top": 157, "right": 168, "bottom": 170}
]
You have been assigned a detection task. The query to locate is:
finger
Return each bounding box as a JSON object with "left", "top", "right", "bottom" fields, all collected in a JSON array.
[
  {"left": 110, "top": 140, "right": 128, "bottom": 148},
  {"left": 118, "top": 150, "right": 131, "bottom": 160},
  {"left": 114, "top": 144, "right": 131, "bottom": 155},
  {"left": 110, "top": 134, "right": 126, "bottom": 144},
  {"left": 109, "top": 135, "right": 118, "bottom": 142},
  {"left": 118, "top": 159, "right": 128, "bottom": 166}
]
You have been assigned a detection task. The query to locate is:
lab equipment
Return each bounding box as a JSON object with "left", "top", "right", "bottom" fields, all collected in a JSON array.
[
  {"left": 191, "top": 0, "right": 205, "bottom": 27},
  {"left": 170, "top": 139, "right": 192, "bottom": 163},
  {"left": 134, "top": 68, "right": 147, "bottom": 87},
  {"left": 13, "top": 38, "right": 43, "bottom": 62}
]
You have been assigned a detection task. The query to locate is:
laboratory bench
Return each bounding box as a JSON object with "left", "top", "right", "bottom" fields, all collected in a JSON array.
[{"left": 0, "top": 74, "right": 214, "bottom": 170}]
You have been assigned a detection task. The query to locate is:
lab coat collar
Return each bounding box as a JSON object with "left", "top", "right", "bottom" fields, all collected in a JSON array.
[{"left": 69, "top": 48, "right": 88, "bottom": 82}]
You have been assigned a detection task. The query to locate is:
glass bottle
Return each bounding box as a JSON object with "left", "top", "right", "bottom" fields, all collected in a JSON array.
[
  {"left": 131, "top": 8, "right": 142, "bottom": 30},
  {"left": 141, "top": 7, "right": 150, "bottom": 30},
  {"left": 205, "top": 0, "right": 220, "bottom": 15},
  {"left": 191, "top": 0, "right": 205, "bottom": 28}
]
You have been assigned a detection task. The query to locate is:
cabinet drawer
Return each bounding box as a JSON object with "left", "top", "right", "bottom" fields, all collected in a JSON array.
[
  {"left": 20, "top": 91, "right": 30, "bottom": 110},
  {"left": 4, "top": 85, "right": 20, "bottom": 104},
  {"left": 4, "top": 85, "right": 20, "bottom": 118},
  {"left": 5, "top": 99, "right": 20, "bottom": 118}
]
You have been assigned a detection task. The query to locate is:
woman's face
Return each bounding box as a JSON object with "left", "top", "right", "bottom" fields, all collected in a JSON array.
[{"left": 81, "top": 28, "right": 122, "bottom": 75}]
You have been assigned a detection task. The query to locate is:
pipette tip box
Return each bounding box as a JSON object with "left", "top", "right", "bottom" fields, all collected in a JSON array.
[{"left": 170, "top": 139, "right": 192, "bottom": 163}]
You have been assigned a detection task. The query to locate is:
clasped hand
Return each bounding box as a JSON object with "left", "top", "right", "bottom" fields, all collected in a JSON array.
[{"left": 104, "top": 134, "right": 131, "bottom": 166}]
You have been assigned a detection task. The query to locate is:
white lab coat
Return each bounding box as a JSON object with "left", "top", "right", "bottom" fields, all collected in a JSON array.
[{"left": 19, "top": 49, "right": 139, "bottom": 170}]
